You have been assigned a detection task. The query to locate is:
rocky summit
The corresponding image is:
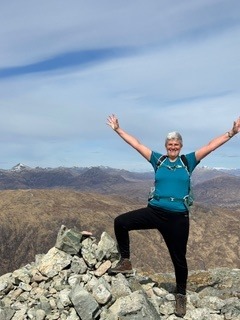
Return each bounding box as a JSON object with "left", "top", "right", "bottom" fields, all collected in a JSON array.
[{"left": 0, "top": 226, "right": 239, "bottom": 320}]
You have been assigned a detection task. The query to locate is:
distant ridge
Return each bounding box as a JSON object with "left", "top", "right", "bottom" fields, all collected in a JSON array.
[{"left": 0, "top": 164, "right": 239, "bottom": 207}]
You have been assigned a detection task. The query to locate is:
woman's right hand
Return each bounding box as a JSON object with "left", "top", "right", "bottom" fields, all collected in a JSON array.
[
  {"left": 106, "top": 114, "right": 152, "bottom": 161},
  {"left": 107, "top": 114, "right": 119, "bottom": 131}
]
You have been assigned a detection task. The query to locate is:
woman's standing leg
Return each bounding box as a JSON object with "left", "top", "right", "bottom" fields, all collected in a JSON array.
[
  {"left": 159, "top": 212, "right": 189, "bottom": 317},
  {"left": 160, "top": 212, "right": 189, "bottom": 294}
]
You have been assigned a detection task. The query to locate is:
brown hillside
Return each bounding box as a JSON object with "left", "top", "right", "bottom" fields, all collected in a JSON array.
[
  {"left": 194, "top": 175, "right": 240, "bottom": 207},
  {"left": 0, "top": 189, "right": 239, "bottom": 277}
]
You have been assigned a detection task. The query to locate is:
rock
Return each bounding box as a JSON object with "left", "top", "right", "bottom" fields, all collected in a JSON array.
[
  {"left": 81, "top": 237, "right": 98, "bottom": 267},
  {"left": 0, "top": 273, "right": 13, "bottom": 295},
  {"left": 69, "top": 284, "right": 100, "bottom": 320},
  {"left": 109, "top": 290, "right": 160, "bottom": 319},
  {"left": 92, "top": 283, "right": 112, "bottom": 305},
  {"left": 55, "top": 225, "right": 83, "bottom": 255},
  {"left": 95, "top": 260, "right": 112, "bottom": 277},
  {"left": 111, "top": 273, "right": 132, "bottom": 299},
  {"left": 36, "top": 247, "right": 72, "bottom": 277},
  {"left": 96, "top": 231, "right": 119, "bottom": 261},
  {"left": 0, "top": 225, "right": 239, "bottom": 320}
]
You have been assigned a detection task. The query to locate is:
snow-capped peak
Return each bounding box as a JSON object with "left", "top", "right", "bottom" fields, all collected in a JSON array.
[{"left": 11, "top": 163, "right": 31, "bottom": 171}]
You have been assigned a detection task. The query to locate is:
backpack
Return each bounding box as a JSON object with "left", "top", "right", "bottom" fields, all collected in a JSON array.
[{"left": 149, "top": 154, "right": 194, "bottom": 209}]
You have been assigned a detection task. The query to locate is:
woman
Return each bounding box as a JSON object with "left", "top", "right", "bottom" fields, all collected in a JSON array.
[{"left": 106, "top": 114, "right": 240, "bottom": 317}]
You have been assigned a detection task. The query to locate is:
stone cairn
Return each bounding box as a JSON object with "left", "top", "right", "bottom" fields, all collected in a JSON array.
[{"left": 0, "top": 225, "right": 239, "bottom": 320}]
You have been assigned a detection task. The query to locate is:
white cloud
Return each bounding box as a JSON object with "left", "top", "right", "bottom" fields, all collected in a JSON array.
[
  {"left": 0, "top": 1, "right": 239, "bottom": 169},
  {"left": 0, "top": 0, "right": 239, "bottom": 65}
]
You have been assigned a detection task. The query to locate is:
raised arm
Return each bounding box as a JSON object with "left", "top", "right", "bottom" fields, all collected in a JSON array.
[
  {"left": 195, "top": 117, "right": 240, "bottom": 161},
  {"left": 107, "top": 114, "right": 152, "bottom": 161}
]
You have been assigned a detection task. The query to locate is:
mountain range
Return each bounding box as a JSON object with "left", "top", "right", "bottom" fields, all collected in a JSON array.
[
  {"left": 0, "top": 163, "right": 239, "bottom": 277},
  {"left": 0, "top": 163, "right": 240, "bottom": 207}
]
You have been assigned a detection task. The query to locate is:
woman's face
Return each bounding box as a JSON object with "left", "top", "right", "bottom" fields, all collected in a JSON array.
[{"left": 165, "top": 139, "right": 182, "bottom": 160}]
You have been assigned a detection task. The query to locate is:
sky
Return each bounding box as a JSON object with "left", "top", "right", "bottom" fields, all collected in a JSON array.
[{"left": 0, "top": 0, "right": 239, "bottom": 171}]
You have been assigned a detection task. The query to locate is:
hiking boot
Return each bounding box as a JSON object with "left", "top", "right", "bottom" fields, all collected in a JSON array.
[
  {"left": 108, "top": 258, "right": 133, "bottom": 275},
  {"left": 175, "top": 293, "right": 187, "bottom": 317}
]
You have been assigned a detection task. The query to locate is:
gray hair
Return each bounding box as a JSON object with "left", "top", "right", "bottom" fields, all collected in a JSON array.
[{"left": 165, "top": 131, "right": 183, "bottom": 146}]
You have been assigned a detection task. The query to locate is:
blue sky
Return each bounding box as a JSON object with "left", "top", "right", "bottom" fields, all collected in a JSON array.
[{"left": 0, "top": 0, "right": 239, "bottom": 171}]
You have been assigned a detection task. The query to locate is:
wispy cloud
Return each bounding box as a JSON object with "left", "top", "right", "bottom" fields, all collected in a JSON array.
[
  {"left": 0, "top": 1, "right": 239, "bottom": 170},
  {"left": 0, "top": 47, "right": 134, "bottom": 79}
]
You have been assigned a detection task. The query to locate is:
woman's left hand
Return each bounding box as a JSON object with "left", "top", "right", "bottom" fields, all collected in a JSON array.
[
  {"left": 107, "top": 114, "right": 120, "bottom": 131},
  {"left": 232, "top": 117, "right": 240, "bottom": 134}
]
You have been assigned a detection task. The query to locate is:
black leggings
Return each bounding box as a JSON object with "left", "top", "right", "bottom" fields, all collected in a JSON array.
[{"left": 114, "top": 205, "right": 189, "bottom": 295}]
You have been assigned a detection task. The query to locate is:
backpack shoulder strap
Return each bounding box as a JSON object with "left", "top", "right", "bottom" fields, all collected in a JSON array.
[
  {"left": 156, "top": 155, "right": 167, "bottom": 169},
  {"left": 180, "top": 155, "right": 190, "bottom": 174}
]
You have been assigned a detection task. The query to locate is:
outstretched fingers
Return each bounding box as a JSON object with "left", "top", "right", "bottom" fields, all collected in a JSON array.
[
  {"left": 107, "top": 114, "right": 119, "bottom": 130},
  {"left": 233, "top": 117, "right": 240, "bottom": 133}
]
